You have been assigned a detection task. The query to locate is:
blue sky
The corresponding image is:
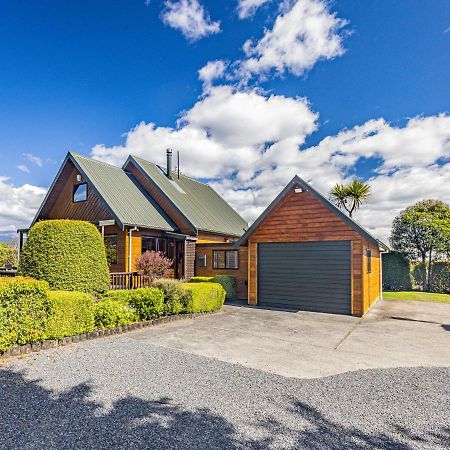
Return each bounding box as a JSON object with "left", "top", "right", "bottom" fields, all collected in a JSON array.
[{"left": 0, "top": 0, "right": 449, "bottom": 240}]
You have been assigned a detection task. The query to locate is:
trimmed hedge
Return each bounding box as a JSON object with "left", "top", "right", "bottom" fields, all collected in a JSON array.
[
  {"left": 18, "top": 220, "right": 109, "bottom": 294},
  {"left": 0, "top": 277, "right": 51, "bottom": 352},
  {"left": 190, "top": 275, "right": 236, "bottom": 300},
  {"left": 153, "top": 279, "right": 192, "bottom": 315},
  {"left": 105, "top": 288, "right": 164, "bottom": 320},
  {"left": 93, "top": 299, "right": 137, "bottom": 329},
  {"left": 181, "top": 282, "right": 226, "bottom": 313},
  {"left": 382, "top": 252, "right": 412, "bottom": 291},
  {"left": 429, "top": 262, "right": 450, "bottom": 293},
  {"left": 45, "top": 291, "right": 95, "bottom": 339}
]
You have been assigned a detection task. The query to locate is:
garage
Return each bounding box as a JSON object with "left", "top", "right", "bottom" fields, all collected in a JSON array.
[
  {"left": 257, "top": 241, "right": 351, "bottom": 314},
  {"left": 236, "top": 175, "right": 387, "bottom": 316}
]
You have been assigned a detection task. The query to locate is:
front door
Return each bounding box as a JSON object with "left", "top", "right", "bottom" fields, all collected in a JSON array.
[{"left": 176, "top": 241, "right": 185, "bottom": 279}]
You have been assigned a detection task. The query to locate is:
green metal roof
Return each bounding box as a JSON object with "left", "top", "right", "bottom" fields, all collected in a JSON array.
[
  {"left": 70, "top": 153, "right": 176, "bottom": 231},
  {"left": 129, "top": 156, "right": 248, "bottom": 237}
]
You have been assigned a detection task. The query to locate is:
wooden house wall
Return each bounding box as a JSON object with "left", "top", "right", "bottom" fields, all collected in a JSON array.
[
  {"left": 195, "top": 244, "right": 248, "bottom": 300},
  {"left": 39, "top": 160, "right": 113, "bottom": 223},
  {"left": 362, "top": 240, "right": 382, "bottom": 313},
  {"left": 196, "top": 231, "right": 236, "bottom": 244}
]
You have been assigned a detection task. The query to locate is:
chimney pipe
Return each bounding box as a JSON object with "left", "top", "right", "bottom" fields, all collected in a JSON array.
[{"left": 166, "top": 149, "right": 173, "bottom": 179}]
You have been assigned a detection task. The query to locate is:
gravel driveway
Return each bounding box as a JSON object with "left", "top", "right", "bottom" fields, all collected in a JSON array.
[{"left": 1, "top": 328, "right": 449, "bottom": 450}]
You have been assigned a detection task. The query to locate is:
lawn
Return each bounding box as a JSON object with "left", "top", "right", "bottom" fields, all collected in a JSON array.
[{"left": 383, "top": 291, "right": 450, "bottom": 304}]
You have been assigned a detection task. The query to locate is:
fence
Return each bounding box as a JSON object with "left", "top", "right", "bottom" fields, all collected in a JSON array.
[
  {"left": 0, "top": 268, "right": 17, "bottom": 278},
  {"left": 109, "top": 272, "right": 153, "bottom": 290}
]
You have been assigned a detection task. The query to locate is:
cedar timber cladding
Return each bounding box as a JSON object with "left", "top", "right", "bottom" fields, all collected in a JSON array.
[
  {"left": 38, "top": 160, "right": 113, "bottom": 223},
  {"left": 239, "top": 176, "right": 383, "bottom": 316},
  {"left": 185, "top": 241, "right": 196, "bottom": 279},
  {"left": 195, "top": 244, "right": 248, "bottom": 300}
]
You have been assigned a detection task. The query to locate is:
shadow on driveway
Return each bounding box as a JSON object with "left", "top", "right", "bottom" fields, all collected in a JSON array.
[{"left": 1, "top": 369, "right": 449, "bottom": 449}]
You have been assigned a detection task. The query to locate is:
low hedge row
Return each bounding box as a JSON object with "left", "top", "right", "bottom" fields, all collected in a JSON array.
[
  {"left": 189, "top": 275, "right": 236, "bottom": 300},
  {"left": 0, "top": 277, "right": 51, "bottom": 352},
  {"left": 0, "top": 277, "right": 225, "bottom": 352}
]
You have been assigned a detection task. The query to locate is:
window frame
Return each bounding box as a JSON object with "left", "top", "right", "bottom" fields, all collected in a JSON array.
[
  {"left": 367, "top": 248, "right": 372, "bottom": 274},
  {"left": 213, "top": 250, "right": 239, "bottom": 270},
  {"left": 197, "top": 254, "right": 207, "bottom": 268},
  {"left": 141, "top": 236, "right": 168, "bottom": 255},
  {"left": 104, "top": 234, "right": 118, "bottom": 265},
  {"left": 73, "top": 183, "right": 88, "bottom": 203}
]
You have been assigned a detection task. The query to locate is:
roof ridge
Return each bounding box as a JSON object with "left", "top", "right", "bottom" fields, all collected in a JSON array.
[
  {"left": 130, "top": 154, "right": 210, "bottom": 187},
  {"left": 69, "top": 151, "right": 123, "bottom": 170}
]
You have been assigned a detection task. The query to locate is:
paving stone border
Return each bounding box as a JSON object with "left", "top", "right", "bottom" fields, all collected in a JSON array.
[{"left": 1, "top": 310, "right": 218, "bottom": 358}]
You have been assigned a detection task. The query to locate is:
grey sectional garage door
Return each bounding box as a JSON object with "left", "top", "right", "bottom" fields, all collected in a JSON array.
[{"left": 257, "top": 241, "right": 351, "bottom": 314}]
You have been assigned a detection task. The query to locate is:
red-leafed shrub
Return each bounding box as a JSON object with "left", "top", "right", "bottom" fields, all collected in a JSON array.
[{"left": 135, "top": 251, "right": 173, "bottom": 281}]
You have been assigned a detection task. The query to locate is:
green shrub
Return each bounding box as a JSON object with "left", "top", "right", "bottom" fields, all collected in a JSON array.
[
  {"left": 153, "top": 279, "right": 192, "bottom": 315},
  {"left": 430, "top": 262, "right": 450, "bottom": 294},
  {"left": 18, "top": 220, "right": 109, "bottom": 294},
  {"left": 382, "top": 252, "right": 412, "bottom": 291},
  {"left": 411, "top": 262, "right": 426, "bottom": 290},
  {"left": 106, "top": 287, "right": 164, "bottom": 320},
  {"left": 181, "top": 282, "right": 225, "bottom": 313},
  {"left": 0, "top": 242, "right": 17, "bottom": 267},
  {"left": 93, "top": 299, "right": 137, "bottom": 329},
  {"left": 190, "top": 275, "right": 236, "bottom": 300},
  {"left": 45, "top": 291, "right": 95, "bottom": 339},
  {"left": 0, "top": 277, "right": 51, "bottom": 352}
]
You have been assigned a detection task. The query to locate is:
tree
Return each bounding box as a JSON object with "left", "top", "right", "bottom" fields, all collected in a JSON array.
[
  {"left": 390, "top": 199, "right": 450, "bottom": 291},
  {"left": 329, "top": 179, "right": 371, "bottom": 218},
  {"left": 135, "top": 251, "right": 173, "bottom": 282}
]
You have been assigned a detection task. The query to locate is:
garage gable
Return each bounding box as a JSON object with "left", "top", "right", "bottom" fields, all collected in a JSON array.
[{"left": 236, "top": 175, "right": 384, "bottom": 249}]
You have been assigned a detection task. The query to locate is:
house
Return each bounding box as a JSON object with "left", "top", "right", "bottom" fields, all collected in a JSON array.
[
  {"left": 29, "top": 150, "right": 248, "bottom": 279},
  {"left": 26, "top": 150, "right": 387, "bottom": 316}
]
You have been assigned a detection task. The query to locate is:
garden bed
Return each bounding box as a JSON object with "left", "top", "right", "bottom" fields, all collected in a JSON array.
[{"left": 1, "top": 310, "right": 218, "bottom": 359}]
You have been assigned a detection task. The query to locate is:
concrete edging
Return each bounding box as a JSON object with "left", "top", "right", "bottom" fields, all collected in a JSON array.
[{"left": 1, "top": 310, "right": 218, "bottom": 358}]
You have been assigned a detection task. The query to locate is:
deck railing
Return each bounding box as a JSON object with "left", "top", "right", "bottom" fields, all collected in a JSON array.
[
  {"left": 109, "top": 272, "right": 153, "bottom": 290},
  {"left": 0, "top": 268, "right": 17, "bottom": 278}
]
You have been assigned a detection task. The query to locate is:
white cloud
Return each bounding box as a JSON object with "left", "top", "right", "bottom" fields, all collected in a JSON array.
[
  {"left": 16, "top": 165, "right": 30, "bottom": 173},
  {"left": 162, "top": 0, "right": 221, "bottom": 41},
  {"left": 23, "top": 152, "right": 43, "bottom": 167},
  {"left": 241, "top": 0, "right": 348, "bottom": 79},
  {"left": 92, "top": 85, "right": 318, "bottom": 180},
  {"left": 92, "top": 84, "right": 450, "bottom": 243},
  {"left": 0, "top": 177, "right": 46, "bottom": 236},
  {"left": 237, "top": 0, "right": 271, "bottom": 19},
  {"left": 198, "top": 60, "right": 227, "bottom": 86}
]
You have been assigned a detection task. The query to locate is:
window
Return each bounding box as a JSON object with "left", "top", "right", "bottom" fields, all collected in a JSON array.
[
  {"left": 213, "top": 250, "right": 239, "bottom": 269},
  {"left": 198, "top": 254, "right": 207, "bottom": 267},
  {"left": 367, "top": 248, "right": 372, "bottom": 273},
  {"left": 142, "top": 237, "right": 167, "bottom": 255},
  {"left": 73, "top": 183, "right": 87, "bottom": 202},
  {"left": 104, "top": 235, "right": 118, "bottom": 265}
]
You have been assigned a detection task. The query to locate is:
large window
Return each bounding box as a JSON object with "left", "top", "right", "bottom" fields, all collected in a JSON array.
[
  {"left": 104, "top": 235, "right": 118, "bottom": 265},
  {"left": 213, "top": 250, "right": 239, "bottom": 270},
  {"left": 142, "top": 237, "right": 167, "bottom": 255},
  {"left": 73, "top": 183, "right": 87, "bottom": 203}
]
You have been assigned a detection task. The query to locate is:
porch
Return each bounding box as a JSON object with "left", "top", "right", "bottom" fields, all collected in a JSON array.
[{"left": 103, "top": 224, "right": 196, "bottom": 281}]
